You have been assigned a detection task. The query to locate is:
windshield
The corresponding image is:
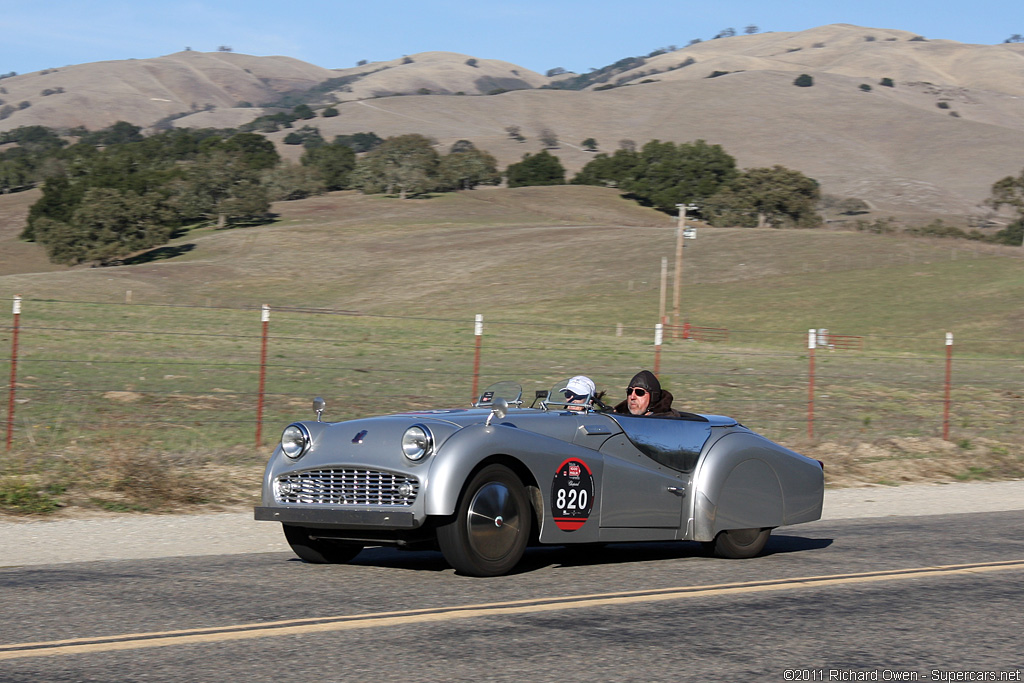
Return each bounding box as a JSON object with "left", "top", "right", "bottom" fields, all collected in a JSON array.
[{"left": 474, "top": 381, "right": 523, "bottom": 408}]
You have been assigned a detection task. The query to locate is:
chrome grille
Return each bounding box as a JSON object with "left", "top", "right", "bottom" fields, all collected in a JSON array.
[{"left": 274, "top": 468, "right": 419, "bottom": 506}]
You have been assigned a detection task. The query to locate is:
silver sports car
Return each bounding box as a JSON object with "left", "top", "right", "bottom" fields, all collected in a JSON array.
[{"left": 255, "top": 380, "right": 824, "bottom": 576}]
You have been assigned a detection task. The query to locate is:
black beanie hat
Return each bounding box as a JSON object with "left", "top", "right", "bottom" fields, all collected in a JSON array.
[{"left": 628, "top": 370, "right": 661, "bottom": 403}]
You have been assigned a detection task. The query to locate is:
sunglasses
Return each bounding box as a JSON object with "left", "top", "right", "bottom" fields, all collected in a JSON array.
[
  {"left": 563, "top": 390, "right": 585, "bottom": 401},
  {"left": 627, "top": 387, "right": 648, "bottom": 397}
]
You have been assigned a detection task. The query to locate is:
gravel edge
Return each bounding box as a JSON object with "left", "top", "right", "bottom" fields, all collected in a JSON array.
[{"left": 3, "top": 480, "right": 1023, "bottom": 567}]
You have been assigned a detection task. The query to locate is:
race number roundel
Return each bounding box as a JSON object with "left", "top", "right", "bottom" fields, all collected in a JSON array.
[{"left": 550, "top": 458, "right": 595, "bottom": 532}]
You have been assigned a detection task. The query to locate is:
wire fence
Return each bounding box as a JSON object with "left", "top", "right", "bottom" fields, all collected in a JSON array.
[{"left": 2, "top": 296, "right": 1022, "bottom": 457}]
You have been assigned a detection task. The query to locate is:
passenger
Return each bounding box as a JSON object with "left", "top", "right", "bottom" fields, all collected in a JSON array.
[
  {"left": 613, "top": 370, "right": 680, "bottom": 417},
  {"left": 562, "top": 375, "right": 596, "bottom": 412}
]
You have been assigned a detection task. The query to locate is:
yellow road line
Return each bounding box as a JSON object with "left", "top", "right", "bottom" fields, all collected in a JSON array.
[{"left": 4, "top": 559, "right": 1023, "bottom": 661}]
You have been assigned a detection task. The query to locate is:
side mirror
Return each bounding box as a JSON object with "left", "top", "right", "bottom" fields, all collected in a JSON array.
[
  {"left": 485, "top": 397, "right": 509, "bottom": 427},
  {"left": 313, "top": 396, "right": 326, "bottom": 422}
]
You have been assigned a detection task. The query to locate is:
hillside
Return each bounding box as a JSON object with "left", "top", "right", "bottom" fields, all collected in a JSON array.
[
  {"left": 1, "top": 185, "right": 1021, "bottom": 341},
  {"left": 2, "top": 24, "right": 1024, "bottom": 218}
]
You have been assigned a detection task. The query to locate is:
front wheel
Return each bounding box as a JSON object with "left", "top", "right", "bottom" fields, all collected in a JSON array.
[
  {"left": 707, "top": 528, "right": 771, "bottom": 559},
  {"left": 437, "top": 464, "right": 532, "bottom": 576},
  {"left": 283, "top": 525, "right": 364, "bottom": 564}
]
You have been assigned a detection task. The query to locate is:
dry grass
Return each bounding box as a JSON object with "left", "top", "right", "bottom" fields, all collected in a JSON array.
[
  {"left": 0, "top": 185, "right": 1021, "bottom": 517},
  {"left": 806, "top": 437, "right": 1024, "bottom": 488}
]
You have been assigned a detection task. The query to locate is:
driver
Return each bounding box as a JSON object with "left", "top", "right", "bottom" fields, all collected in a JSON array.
[
  {"left": 613, "top": 370, "right": 679, "bottom": 417},
  {"left": 563, "top": 375, "right": 596, "bottom": 412}
]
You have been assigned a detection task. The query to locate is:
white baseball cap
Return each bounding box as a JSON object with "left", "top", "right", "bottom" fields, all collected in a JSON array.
[{"left": 564, "top": 375, "right": 596, "bottom": 398}]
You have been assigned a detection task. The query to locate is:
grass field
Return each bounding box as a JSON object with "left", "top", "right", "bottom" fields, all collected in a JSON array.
[{"left": 1, "top": 186, "right": 1022, "bottom": 515}]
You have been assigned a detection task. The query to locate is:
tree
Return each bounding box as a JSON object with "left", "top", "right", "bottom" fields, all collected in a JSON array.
[
  {"left": 744, "top": 25, "right": 759, "bottom": 34},
  {"left": 321, "top": 106, "right": 339, "bottom": 117},
  {"left": 574, "top": 139, "right": 737, "bottom": 212},
  {"left": 505, "top": 125, "right": 525, "bottom": 142},
  {"left": 351, "top": 134, "right": 440, "bottom": 198},
  {"left": 880, "top": 77, "right": 895, "bottom": 87},
  {"left": 333, "top": 132, "right": 383, "bottom": 153},
  {"left": 167, "top": 150, "right": 270, "bottom": 228},
  {"left": 505, "top": 150, "right": 565, "bottom": 187},
  {"left": 988, "top": 168, "right": 1024, "bottom": 245},
  {"left": 539, "top": 129, "right": 559, "bottom": 149},
  {"left": 438, "top": 148, "right": 501, "bottom": 190},
  {"left": 571, "top": 148, "right": 640, "bottom": 187},
  {"left": 1006, "top": 34, "right": 1024, "bottom": 43},
  {"left": 705, "top": 165, "right": 822, "bottom": 228},
  {"left": 34, "top": 188, "right": 175, "bottom": 265},
  {"left": 837, "top": 197, "right": 870, "bottom": 215},
  {"left": 794, "top": 74, "right": 814, "bottom": 87},
  {"left": 292, "top": 104, "right": 316, "bottom": 120},
  {"left": 262, "top": 164, "right": 324, "bottom": 201},
  {"left": 581, "top": 138, "right": 599, "bottom": 152},
  {"left": 219, "top": 132, "right": 280, "bottom": 170},
  {"left": 449, "top": 139, "right": 477, "bottom": 154},
  {"left": 300, "top": 142, "right": 356, "bottom": 191}
]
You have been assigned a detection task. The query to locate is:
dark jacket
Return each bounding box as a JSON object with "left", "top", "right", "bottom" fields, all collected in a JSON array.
[{"left": 613, "top": 389, "right": 681, "bottom": 418}]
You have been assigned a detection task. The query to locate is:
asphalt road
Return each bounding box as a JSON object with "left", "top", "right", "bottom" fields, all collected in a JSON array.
[{"left": 2, "top": 510, "right": 1023, "bottom": 682}]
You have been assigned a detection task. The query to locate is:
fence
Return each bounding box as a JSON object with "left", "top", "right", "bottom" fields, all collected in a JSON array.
[{"left": 2, "top": 296, "right": 1023, "bottom": 457}]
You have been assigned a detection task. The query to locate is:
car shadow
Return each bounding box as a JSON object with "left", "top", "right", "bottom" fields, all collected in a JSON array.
[{"left": 288, "top": 534, "right": 833, "bottom": 575}]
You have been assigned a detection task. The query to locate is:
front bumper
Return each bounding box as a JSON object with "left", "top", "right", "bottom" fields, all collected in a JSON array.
[{"left": 253, "top": 506, "right": 417, "bottom": 528}]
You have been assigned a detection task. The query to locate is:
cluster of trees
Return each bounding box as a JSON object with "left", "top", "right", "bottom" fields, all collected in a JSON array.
[
  {"left": 348, "top": 135, "right": 500, "bottom": 198},
  {"left": 23, "top": 128, "right": 280, "bottom": 264},
  {"left": 10, "top": 116, "right": 1022, "bottom": 267},
  {"left": 0, "top": 125, "right": 68, "bottom": 193},
  {"left": 571, "top": 139, "right": 822, "bottom": 228},
  {"left": 10, "top": 123, "right": 503, "bottom": 264}
]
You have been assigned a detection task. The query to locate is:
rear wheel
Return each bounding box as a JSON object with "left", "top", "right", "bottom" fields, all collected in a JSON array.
[
  {"left": 283, "top": 525, "right": 364, "bottom": 564},
  {"left": 437, "top": 464, "right": 532, "bottom": 576},
  {"left": 708, "top": 528, "right": 771, "bottom": 559}
]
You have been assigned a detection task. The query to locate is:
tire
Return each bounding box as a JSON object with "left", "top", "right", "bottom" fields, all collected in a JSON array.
[
  {"left": 437, "top": 464, "right": 532, "bottom": 576},
  {"left": 709, "top": 527, "right": 771, "bottom": 559},
  {"left": 282, "top": 525, "right": 364, "bottom": 564}
]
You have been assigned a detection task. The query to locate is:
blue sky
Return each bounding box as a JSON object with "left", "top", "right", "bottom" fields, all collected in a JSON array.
[{"left": 1, "top": 0, "right": 1022, "bottom": 76}]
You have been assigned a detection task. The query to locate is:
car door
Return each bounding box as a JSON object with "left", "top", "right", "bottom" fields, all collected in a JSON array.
[{"left": 596, "top": 433, "right": 687, "bottom": 529}]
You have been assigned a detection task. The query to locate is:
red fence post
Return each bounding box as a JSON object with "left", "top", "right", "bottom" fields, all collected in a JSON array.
[
  {"left": 943, "top": 332, "right": 953, "bottom": 440},
  {"left": 471, "top": 314, "right": 483, "bottom": 402},
  {"left": 255, "top": 304, "right": 269, "bottom": 449},
  {"left": 807, "top": 328, "right": 816, "bottom": 440},
  {"left": 653, "top": 323, "right": 663, "bottom": 375},
  {"left": 5, "top": 295, "right": 21, "bottom": 452}
]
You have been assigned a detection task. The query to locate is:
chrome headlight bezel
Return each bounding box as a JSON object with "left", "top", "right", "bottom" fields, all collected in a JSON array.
[
  {"left": 401, "top": 424, "right": 434, "bottom": 462},
  {"left": 281, "top": 423, "right": 312, "bottom": 459}
]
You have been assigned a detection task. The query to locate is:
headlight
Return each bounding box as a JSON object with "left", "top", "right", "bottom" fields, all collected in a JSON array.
[
  {"left": 281, "top": 424, "right": 311, "bottom": 459},
  {"left": 401, "top": 425, "right": 433, "bottom": 461}
]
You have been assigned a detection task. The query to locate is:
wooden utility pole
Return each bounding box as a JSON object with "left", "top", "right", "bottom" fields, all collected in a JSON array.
[
  {"left": 672, "top": 205, "right": 686, "bottom": 334},
  {"left": 658, "top": 257, "right": 668, "bottom": 325}
]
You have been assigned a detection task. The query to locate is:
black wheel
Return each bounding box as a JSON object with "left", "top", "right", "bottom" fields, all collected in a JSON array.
[
  {"left": 437, "top": 464, "right": 532, "bottom": 576},
  {"left": 282, "top": 525, "right": 364, "bottom": 564},
  {"left": 709, "top": 528, "right": 771, "bottom": 559}
]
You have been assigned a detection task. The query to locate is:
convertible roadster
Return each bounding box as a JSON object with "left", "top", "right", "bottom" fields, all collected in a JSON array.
[{"left": 255, "top": 380, "right": 824, "bottom": 576}]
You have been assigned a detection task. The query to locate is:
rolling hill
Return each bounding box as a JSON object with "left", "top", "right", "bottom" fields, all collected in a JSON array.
[{"left": 2, "top": 24, "right": 1024, "bottom": 219}]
